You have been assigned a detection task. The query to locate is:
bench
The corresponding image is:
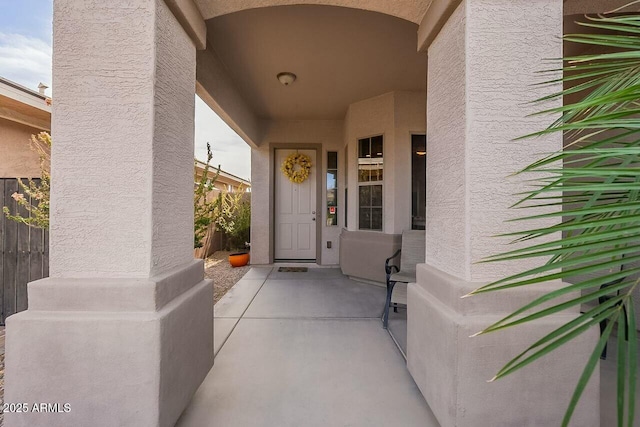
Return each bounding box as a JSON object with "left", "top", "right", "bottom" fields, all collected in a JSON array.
[{"left": 382, "top": 230, "right": 425, "bottom": 329}]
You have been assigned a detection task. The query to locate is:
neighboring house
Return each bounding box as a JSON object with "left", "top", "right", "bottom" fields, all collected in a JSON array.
[
  {"left": 0, "top": 77, "right": 51, "bottom": 178},
  {"left": 5, "top": 2, "right": 622, "bottom": 427},
  {"left": 194, "top": 159, "right": 251, "bottom": 196}
]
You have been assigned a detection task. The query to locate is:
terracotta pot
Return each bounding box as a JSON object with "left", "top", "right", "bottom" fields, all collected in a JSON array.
[{"left": 229, "top": 252, "right": 250, "bottom": 268}]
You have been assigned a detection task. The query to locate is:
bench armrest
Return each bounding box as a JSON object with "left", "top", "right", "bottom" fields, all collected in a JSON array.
[{"left": 385, "top": 249, "right": 401, "bottom": 276}]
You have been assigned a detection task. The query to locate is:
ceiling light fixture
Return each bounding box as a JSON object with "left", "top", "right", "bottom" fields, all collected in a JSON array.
[
  {"left": 277, "top": 72, "right": 297, "bottom": 86},
  {"left": 416, "top": 151, "right": 427, "bottom": 156}
]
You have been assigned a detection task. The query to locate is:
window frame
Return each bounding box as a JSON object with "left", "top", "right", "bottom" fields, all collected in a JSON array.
[
  {"left": 411, "top": 133, "right": 427, "bottom": 231},
  {"left": 326, "top": 151, "right": 338, "bottom": 227},
  {"left": 356, "top": 134, "right": 384, "bottom": 232}
]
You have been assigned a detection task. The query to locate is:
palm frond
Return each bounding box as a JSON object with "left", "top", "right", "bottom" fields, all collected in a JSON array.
[{"left": 475, "top": 10, "right": 640, "bottom": 427}]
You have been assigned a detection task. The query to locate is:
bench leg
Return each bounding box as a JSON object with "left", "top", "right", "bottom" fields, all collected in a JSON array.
[{"left": 383, "top": 281, "right": 397, "bottom": 329}]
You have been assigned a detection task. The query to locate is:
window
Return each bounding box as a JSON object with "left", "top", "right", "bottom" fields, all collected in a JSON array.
[
  {"left": 344, "top": 145, "right": 348, "bottom": 228},
  {"left": 326, "top": 152, "right": 338, "bottom": 226},
  {"left": 411, "top": 134, "right": 426, "bottom": 230},
  {"left": 358, "top": 135, "right": 383, "bottom": 231}
]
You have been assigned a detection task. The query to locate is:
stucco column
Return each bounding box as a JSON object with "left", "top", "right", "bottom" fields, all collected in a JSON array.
[
  {"left": 4, "top": 1, "right": 212, "bottom": 426},
  {"left": 408, "top": 1, "right": 599, "bottom": 426}
]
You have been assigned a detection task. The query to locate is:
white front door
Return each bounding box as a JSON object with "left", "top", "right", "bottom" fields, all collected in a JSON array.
[{"left": 275, "top": 149, "right": 317, "bottom": 260}]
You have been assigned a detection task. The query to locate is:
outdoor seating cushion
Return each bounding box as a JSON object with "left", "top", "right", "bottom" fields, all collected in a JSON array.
[
  {"left": 389, "top": 270, "right": 416, "bottom": 306},
  {"left": 399, "top": 231, "right": 425, "bottom": 271},
  {"left": 383, "top": 230, "right": 425, "bottom": 326},
  {"left": 391, "top": 282, "right": 407, "bottom": 305}
]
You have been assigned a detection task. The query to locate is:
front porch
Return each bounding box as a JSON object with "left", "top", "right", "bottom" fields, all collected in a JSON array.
[
  {"left": 179, "top": 266, "right": 438, "bottom": 426},
  {"left": 4, "top": 0, "right": 634, "bottom": 426},
  {"left": 177, "top": 267, "right": 639, "bottom": 427}
]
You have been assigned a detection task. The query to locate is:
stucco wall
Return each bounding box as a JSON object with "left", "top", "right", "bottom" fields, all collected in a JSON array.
[
  {"left": 7, "top": 2, "right": 214, "bottom": 426},
  {"left": 251, "top": 119, "right": 344, "bottom": 265},
  {"left": 339, "top": 91, "right": 425, "bottom": 281},
  {"left": 425, "top": 4, "right": 467, "bottom": 279},
  {"left": 426, "top": 0, "right": 562, "bottom": 282},
  {"left": 150, "top": 0, "right": 198, "bottom": 276},
  {"left": 51, "top": 0, "right": 196, "bottom": 278},
  {"left": 0, "top": 118, "right": 43, "bottom": 178},
  {"left": 196, "top": 48, "right": 262, "bottom": 148},
  {"left": 345, "top": 91, "right": 425, "bottom": 235},
  {"left": 411, "top": 3, "right": 597, "bottom": 427},
  {"left": 465, "top": 0, "right": 562, "bottom": 282},
  {"left": 345, "top": 93, "right": 395, "bottom": 232},
  {"left": 251, "top": 145, "right": 271, "bottom": 264}
]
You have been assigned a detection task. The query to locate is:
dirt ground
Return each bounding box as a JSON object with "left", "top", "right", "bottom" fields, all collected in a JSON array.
[{"left": 206, "top": 251, "right": 251, "bottom": 304}]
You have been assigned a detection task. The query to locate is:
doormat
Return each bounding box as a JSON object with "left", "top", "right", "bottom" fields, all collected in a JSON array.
[{"left": 278, "top": 267, "right": 308, "bottom": 273}]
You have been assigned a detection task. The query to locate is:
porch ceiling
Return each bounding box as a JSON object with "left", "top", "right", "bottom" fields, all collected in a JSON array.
[
  {"left": 206, "top": 5, "right": 427, "bottom": 120},
  {"left": 196, "top": 0, "right": 432, "bottom": 24}
]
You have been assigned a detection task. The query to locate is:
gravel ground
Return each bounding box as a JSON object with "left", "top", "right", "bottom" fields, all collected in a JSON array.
[{"left": 206, "top": 251, "right": 251, "bottom": 304}]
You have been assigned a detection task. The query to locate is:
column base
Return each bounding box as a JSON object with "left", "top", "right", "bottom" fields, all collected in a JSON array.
[
  {"left": 4, "top": 260, "right": 213, "bottom": 427},
  {"left": 408, "top": 263, "right": 599, "bottom": 427}
]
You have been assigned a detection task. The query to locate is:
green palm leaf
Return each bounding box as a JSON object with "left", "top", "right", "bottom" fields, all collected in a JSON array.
[{"left": 473, "top": 8, "right": 640, "bottom": 427}]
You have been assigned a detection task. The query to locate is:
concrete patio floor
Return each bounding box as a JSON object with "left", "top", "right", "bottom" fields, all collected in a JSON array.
[
  {"left": 177, "top": 266, "right": 640, "bottom": 427},
  {"left": 385, "top": 302, "right": 640, "bottom": 427},
  {"left": 176, "top": 267, "right": 439, "bottom": 427}
]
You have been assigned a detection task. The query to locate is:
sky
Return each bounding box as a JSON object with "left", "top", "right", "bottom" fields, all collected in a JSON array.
[{"left": 0, "top": 0, "right": 251, "bottom": 180}]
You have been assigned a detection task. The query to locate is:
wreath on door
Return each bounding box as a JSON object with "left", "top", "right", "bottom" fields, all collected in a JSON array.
[{"left": 281, "top": 152, "right": 312, "bottom": 184}]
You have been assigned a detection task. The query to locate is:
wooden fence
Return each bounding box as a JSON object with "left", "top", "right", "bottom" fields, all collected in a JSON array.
[
  {"left": 0, "top": 178, "right": 48, "bottom": 325},
  {"left": 195, "top": 225, "right": 229, "bottom": 259}
]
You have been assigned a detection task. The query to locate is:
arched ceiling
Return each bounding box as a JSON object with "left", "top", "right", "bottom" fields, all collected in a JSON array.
[
  {"left": 206, "top": 5, "right": 427, "bottom": 120},
  {"left": 196, "top": 0, "right": 432, "bottom": 24}
]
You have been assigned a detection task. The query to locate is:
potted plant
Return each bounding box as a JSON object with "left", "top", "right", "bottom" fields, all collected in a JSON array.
[
  {"left": 228, "top": 251, "right": 250, "bottom": 268},
  {"left": 227, "top": 195, "right": 251, "bottom": 267}
]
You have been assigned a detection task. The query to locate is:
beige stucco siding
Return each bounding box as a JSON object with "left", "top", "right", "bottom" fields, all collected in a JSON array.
[
  {"left": 425, "top": 2, "right": 467, "bottom": 279},
  {"left": 0, "top": 118, "right": 44, "bottom": 178},
  {"left": 344, "top": 91, "right": 425, "bottom": 235},
  {"left": 345, "top": 92, "right": 395, "bottom": 232},
  {"left": 50, "top": 0, "right": 196, "bottom": 278},
  {"left": 337, "top": 91, "right": 426, "bottom": 281}
]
